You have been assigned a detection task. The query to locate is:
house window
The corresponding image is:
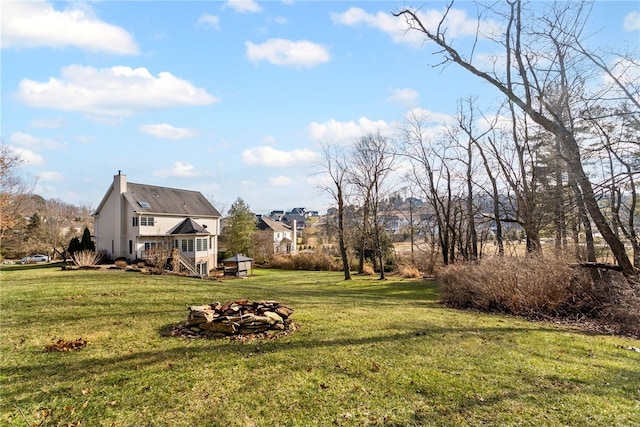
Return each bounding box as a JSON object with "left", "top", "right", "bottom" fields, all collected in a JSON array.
[
  {"left": 209, "top": 237, "right": 212, "bottom": 250},
  {"left": 132, "top": 217, "right": 139, "bottom": 227},
  {"left": 196, "top": 238, "right": 204, "bottom": 252},
  {"left": 129, "top": 240, "right": 132, "bottom": 255},
  {"left": 181, "top": 239, "right": 194, "bottom": 252},
  {"left": 141, "top": 216, "right": 155, "bottom": 226},
  {"left": 173, "top": 239, "right": 179, "bottom": 249}
]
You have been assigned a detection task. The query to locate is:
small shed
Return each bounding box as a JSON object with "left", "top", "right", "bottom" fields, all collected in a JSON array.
[{"left": 223, "top": 254, "right": 253, "bottom": 277}]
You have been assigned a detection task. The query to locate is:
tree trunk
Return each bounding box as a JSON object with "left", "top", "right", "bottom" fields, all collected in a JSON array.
[
  {"left": 568, "top": 169, "right": 596, "bottom": 262},
  {"left": 337, "top": 185, "right": 351, "bottom": 280}
]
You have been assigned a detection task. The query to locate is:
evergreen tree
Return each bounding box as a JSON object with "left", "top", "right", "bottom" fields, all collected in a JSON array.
[
  {"left": 68, "top": 237, "right": 81, "bottom": 255},
  {"left": 80, "top": 227, "right": 95, "bottom": 251},
  {"left": 220, "top": 197, "right": 256, "bottom": 257}
]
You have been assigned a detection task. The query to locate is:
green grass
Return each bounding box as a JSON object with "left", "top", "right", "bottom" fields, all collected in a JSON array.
[{"left": 1, "top": 265, "right": 639, "bottom": 426}]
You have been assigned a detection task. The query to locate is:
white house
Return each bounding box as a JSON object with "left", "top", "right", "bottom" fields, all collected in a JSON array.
[
  {"left": 257, "top": 216, "right": 297, "bottom": 254},
  {"left": 93, "top": 173, "right": 221, "bottom": 276}
]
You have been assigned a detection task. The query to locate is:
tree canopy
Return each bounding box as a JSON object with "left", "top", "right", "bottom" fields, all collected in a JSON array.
[{"left": 220, "top": 197, "right": 256, "bottom": 257}]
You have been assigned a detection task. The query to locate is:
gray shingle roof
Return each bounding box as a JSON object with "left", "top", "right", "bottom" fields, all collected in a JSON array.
[
  {"left": 170, "top": 218, "right": 210, "bottom": 235},
  {"left": 125, "top": 182, "right": 221, "bottom": 217}
]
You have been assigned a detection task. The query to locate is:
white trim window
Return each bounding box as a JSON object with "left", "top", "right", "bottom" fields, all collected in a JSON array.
[
  {"left": 181, "top": 239, "right": 194, "bottom": 252},
  {"left": 196, "top": 238, "right": 207, "bottom": 252},
  {"left": 141, "top": 216, "right": 155, "bottom": 226}
]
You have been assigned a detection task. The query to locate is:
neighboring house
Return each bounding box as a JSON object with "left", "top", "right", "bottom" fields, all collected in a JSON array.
[
  {"left": 257, "top": 216, "right": 297, "bottom": 254},
  {"left": 282, "top": 213, "right": 306, "bottom": 230},
  {"left": 93, "top": 173, "right": 221, "bottom": 276},
  {"left": 268, "top": 210, "right": 285, "bottom": 221}
]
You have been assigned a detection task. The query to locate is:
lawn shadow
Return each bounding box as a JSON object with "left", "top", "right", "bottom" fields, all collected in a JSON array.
[
  {"left": 3, "top": 323, "right": 638, "bottom": 406},
  {"left": 0, "top": 261, "right": 68, "bottom": 272}
]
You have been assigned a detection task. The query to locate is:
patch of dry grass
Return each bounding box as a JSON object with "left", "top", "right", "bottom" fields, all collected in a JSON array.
[
  {"left": 439, "top": 256, "right": 640, "bottom": 337},
  {"left": 398, "top": 263, "right": 422, "bottom": 278}
]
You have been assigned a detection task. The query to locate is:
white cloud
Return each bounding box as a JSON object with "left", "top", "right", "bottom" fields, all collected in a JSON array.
[
  {"left": 9, "top": 132, "right": 67, "bottom": 150},
  {"left": 11, "top": 147, "right": 44, "bottom": 166},
  {"left": 624, "top": 11, "right": 640, "bottom": 31},
  {"left": 332, "top": 7, "right": 500, "bottom": 48},
  {"left": 308, "top": 117, "right": 392, "bottom": 144},
  {"left": 225, "top": 0, "right": 262, "bottom": 13},
  {"left": 246, "top": 39, "right": 330, "bottom": 68},
  {"left": 30, "top": 117, "right": 66, "bottom": 129},
  {"left": 198, "top": 14, "right": 220, "bottom": 30},
  {"left": 139, "top": 124, "right": 198, "bottom": 140},
  {"left": 387, "top": 87, "right": 419, "bottom": 106},
  {"left": 1, "top": 1, "right": 138, "bottom": 55},
  {"left": 37, "top": 171, "right": 63, "bottom": 182},
  {"left": 242, "top": 145, "right": 319, "bottom": 167},
  {"left": 601, "top": 57, "right": 640, "bottom": 89},
  {"left": 268, "top": 175, "right": 293, "bottom": 186},
  {"left": 153, "top": 161, "right": 200, "bottom": 178},
  {"left": 15, "top": 65, "right": 219, "bottom": 117}
]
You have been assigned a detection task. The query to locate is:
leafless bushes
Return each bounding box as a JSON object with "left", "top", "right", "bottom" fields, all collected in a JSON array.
[
  {"left": 439, "top": 256, "right": 640, "bottom": 336},
  {"left": 268, "top": 253, "right": 342, "bottom": 271},
  {"left": 71, "top": 250, "right": 102, "bottom": 268}
]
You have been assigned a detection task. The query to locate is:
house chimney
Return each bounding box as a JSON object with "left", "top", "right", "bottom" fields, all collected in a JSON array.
[
  {"left": 114, "top": 172, "right": 126, "bottom": 195},
  {"left": 291, "top": 219, "right": 297, "bottom": 254},
  {"left": 112, "top": 172, "right": 127, "bottom": 258}
]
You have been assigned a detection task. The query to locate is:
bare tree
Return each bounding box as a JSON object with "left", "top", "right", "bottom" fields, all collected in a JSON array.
[
  {"left": 144, "top": 236, "right": 174, "bottom": 273},
  {"left": 349, "top": 132, "right": 395, "bottom": 279},
  {"left": 587, "top": 113, "right": 639, "bottom": 267},
  {"left": 463, "top": 110, "right": 506, "bottom": 256},
  {"left": 318, "top": 142, "right": 352, "bottom": 280},
  {"left": 400, "top": 110, "right": 458, "bottom": 265},
  {"left": 0, "top": 144, "right": 31, "bottom": 246},
  {"left": 394, "top": 1, "right": 636, "bottom": 275}
]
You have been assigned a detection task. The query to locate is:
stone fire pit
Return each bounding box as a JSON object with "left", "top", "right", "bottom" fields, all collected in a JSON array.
[{"left": 171, "top": 299, "right": 295, "bottom": 338}]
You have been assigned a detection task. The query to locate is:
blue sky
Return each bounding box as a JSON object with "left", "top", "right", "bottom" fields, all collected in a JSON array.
[{"left": 2, "top": 0, "right": 639, "bottom": 215}]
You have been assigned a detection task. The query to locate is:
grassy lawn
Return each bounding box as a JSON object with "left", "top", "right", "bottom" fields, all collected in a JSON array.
[{"left": 1, "top": 265, "right": 639, "bottom": 426}]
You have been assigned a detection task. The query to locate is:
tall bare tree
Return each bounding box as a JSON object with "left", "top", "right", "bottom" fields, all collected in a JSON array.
[
  {"left": 319, "top": 143, "right": 352, "bottom": 280},
  {"left": 0, "top": 144, "right": 31, "bottom": 246},
  {"left": 349, "top": 132, "right": 395, "bottom": 279}
]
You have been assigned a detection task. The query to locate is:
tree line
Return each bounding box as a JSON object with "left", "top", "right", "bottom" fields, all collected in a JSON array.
[
  {"left": 0, "top": 145, "right": 94, "bottom": 261},
  {"left": 321, "top": 0, "right": 638, "bottom": 279}
]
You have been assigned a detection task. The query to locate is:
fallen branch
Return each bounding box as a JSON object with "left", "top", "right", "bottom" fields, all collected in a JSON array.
[{"left": 569, "top": 262, "right": 623, "bottom": 271}]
